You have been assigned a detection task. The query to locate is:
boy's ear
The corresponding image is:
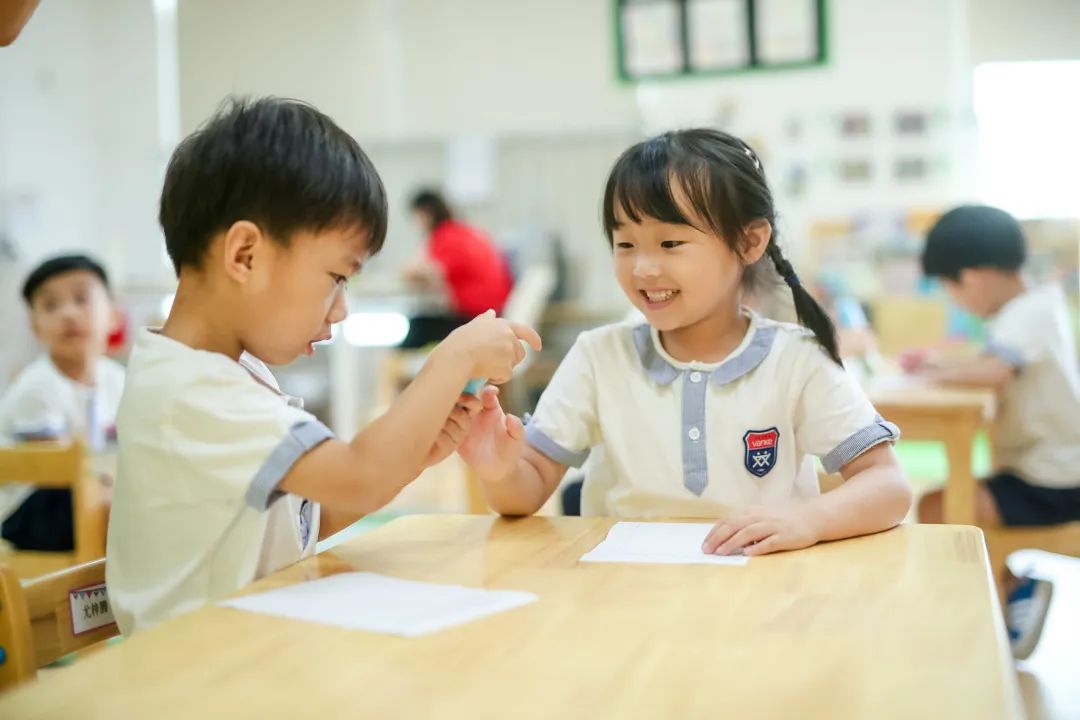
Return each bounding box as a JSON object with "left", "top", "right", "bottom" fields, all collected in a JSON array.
[
  {"left": 740, "top": 219, "right": 772, "bottom": 265},
  {"left": 221, "top": 220, "right": 264, "bottom": 285},
  {"left": 28, "top": 307, "right": 44, "bottom": 343}
]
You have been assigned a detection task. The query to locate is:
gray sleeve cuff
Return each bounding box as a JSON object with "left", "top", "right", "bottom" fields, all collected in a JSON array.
[
  {"left": 523, "top": 414, "right": 591, "bottom": 468},
  {"left": 245, "top": 420, "right": 334, "bottom": 511},
  {"left": 821, "top": 415, "right": 900, "bottom": 474},
  {"left": 984, "top": 341, "right": 1024, "bottom": 370}
]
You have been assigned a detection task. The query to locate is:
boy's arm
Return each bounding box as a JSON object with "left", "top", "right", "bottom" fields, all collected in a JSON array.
[
  {"left": 280, "top": 344, "right": 471, "bottom": 516},
  {"left": 281, "top": 317, "right": 541, "bottom": 516},
  {"left": 916, "top": 353, "right": 1015, "bottom": 389},
  {"left": 318, "top": 507, "right": 362, "bottom": 541}
]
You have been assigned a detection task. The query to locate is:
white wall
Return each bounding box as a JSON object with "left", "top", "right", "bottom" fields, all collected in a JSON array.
[
  {"left": 178, "top": 0, "right": 637, "bottom": 139},
  {"left": 0, "top": 0, "right": 169, "bottom": 284},
  {"left": 969, "top": 0, "right": 1080, "bottom": 64}
]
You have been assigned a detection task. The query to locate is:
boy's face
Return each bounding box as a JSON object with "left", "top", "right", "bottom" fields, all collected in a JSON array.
[
  {"left": 238, "top": 226, "right": 368, "bottom": 366},
  {"left": 940, "top": 268, "right": 996, "bottom": 318},
  {"left": 29, "top": 270, "right": 114, "bottom": 362}
]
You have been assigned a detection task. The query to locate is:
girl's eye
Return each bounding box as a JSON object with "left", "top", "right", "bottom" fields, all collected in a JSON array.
[
  {"left": 615, "top": 242, "right": 634, "bottom": 250},
  {"left": 330, "top": 273, "right": 347, "bottom": 285},
  {"left": 661, "top": 240, "right": 684, "bottom": 249}
]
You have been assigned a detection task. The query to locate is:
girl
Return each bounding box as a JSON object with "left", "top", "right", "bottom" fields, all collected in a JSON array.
[{"left": 460, "top": 129, "right": 911, "bottom": 556}]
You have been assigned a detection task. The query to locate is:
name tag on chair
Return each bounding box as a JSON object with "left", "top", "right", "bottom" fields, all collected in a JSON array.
[{"left": 69, "top": 583, "right": 115, "bottom": 635}]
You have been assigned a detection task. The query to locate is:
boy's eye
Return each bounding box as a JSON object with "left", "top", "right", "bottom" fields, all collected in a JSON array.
[
  {"left": 615, "top": 242, "right": 634, "bottom": 250},
  {"left": 660, "top": 240, "right": 685, "bottom": 249}
]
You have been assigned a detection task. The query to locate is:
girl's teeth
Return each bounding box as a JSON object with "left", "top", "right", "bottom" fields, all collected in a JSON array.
[{"left": 646, "top": 290, "right": 677, "bottom": 302}]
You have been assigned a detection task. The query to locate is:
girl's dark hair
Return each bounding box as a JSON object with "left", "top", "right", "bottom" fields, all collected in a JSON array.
[
  {"left": 410, "top": 189, "right": 454, "bottom": 226},
  {"left": 602, "top": 128, "right": 841, "bottom": 366}
]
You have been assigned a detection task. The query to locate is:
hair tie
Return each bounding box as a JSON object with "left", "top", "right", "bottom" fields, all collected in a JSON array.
[
  {"left": 784, "top": 271, "right": 801, "bottom": 288},
  {"left": 743, "top": 146, "right": 762, "bottom": 171}
]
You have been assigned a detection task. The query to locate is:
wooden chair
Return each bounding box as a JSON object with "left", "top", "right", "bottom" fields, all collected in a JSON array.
[
  {"left": 984, "top": 523, "right": 1080, "bottom": 601},
  {"left": 0, "top": 443, "right": 108, "bottom": 578},
  {"left": 0, "top": 558, "right": 118, "bottom": 691}
]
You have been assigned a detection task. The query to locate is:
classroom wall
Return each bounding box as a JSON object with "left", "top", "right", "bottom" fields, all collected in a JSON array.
[
  {"left": 0, "top": 0, "right": 169, "bottom": 284},
  {"left": 968, "top": 0, "right": 1080, "bottom": 64},
  {"left": 177, "top": 0, "right": 637, "bottom": 139}
]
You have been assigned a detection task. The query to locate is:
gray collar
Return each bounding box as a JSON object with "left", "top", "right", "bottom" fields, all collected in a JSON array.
[{"left": 632, "top": 322, "right": 778, "bottom": 387}]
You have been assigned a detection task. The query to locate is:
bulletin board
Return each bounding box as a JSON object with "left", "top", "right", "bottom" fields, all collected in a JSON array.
[{"left": 614, "top": 0, "right": 827, "bottom": 81}]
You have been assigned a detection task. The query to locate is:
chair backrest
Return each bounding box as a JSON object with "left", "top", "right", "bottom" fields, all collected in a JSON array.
[
  {"left": 502, "top": 264, "right": 557, "bottom": 375},
  {"left": 0, "top": 442, "right": 106, "bottom": 564},
  {"left": 0, "top": 442, "right": 82, "bottom": 489},
  {"left": 0, "top": 558, "right": 116, "bottom": 691}
]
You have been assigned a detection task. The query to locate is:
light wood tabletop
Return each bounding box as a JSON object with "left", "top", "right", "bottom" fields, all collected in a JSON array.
[
  {"left": 0, "top": 515, "right": 1022, "bottom": 719},
  {"left": 870, "top": 381, "right": 996, "bottom": 526}
]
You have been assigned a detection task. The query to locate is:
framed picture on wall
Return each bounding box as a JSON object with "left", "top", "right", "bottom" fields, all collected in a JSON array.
[{"left": 615, "top": 0, "right": 827, "bottom": 80}]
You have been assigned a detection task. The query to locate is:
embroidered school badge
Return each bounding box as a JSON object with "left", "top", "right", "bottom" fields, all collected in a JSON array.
[{"left": 743, "top": 428, "right": 779, "bottom": 478}]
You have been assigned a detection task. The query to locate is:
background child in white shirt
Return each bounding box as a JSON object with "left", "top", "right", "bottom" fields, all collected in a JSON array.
[
  {"left": 910, "top": 204, "right": 1080, "bottom": 658},
  {"left": 0, "top": 254, "right": 124, "bottom": 550}
]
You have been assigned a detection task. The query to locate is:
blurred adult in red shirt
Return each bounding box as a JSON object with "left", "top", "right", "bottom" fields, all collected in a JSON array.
[{"left": 400, "top": 189, "right": 513, "bottom": 348}]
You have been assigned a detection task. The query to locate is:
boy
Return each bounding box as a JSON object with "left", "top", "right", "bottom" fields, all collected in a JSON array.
[
  {"left": 0, "top": 254, "right": 125, "bottom": 550},
  {"left": 106, "top": 97, "right": 540, "bottom": 634},
  {"left": 910, "top": 204, "right": 1080, "bottom": 659}
]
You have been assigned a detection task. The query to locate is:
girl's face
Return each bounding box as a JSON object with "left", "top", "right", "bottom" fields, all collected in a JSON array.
[{"left": 611, "top": 185, "right": 768, "bottom": 332}]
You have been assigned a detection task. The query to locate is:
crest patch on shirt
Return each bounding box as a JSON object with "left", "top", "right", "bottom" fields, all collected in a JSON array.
[{"left": 743, "top": 428, "right": 779, "bottom": 478}]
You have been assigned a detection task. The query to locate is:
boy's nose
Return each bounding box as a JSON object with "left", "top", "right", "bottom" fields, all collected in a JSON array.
[{"left": 327, "top": 286, "right": 349, "bottom": 324}]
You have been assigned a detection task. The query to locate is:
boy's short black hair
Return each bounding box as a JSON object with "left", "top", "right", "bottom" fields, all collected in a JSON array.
[
  {"left": 159, "top": 96, "right": 387, "bottom": 274},
  {"left": 921, "top": 205, "right": 1026, "bottom": 280},
  {"left": 409, "top": 188, "right": 453, "bottom": 226},
  {"left": 22, "top": 254, "right": 110, "bottom": 305}
]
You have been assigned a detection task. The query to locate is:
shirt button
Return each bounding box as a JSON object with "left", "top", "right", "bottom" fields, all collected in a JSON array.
[
  {"left": 689, "top": 371, "right": 703, "bottom": 383},
  {"left": 688, "top": 427, "right": 701, "bottom": 441}
]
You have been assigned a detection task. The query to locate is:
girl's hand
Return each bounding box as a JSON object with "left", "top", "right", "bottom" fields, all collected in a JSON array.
[
  {"left": 702, "top": 504, "right": 824, "bottom": 557},
  {"left": 456, "top": 386, "right": 527, "bottom": 483}
]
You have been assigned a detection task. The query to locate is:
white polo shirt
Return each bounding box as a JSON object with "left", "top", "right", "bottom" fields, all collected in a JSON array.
[
  {"left": 984, "top": 284, "right": 1080, "bottom": 488},
  {"left": 107, "top": 330, "right": 330, "bottom": 635},
  {"left": 526, "top": 310, "right": 899, "bottom": 518},
  {"left": 0, "top": 354, "right": 125, "bottom": 522}
]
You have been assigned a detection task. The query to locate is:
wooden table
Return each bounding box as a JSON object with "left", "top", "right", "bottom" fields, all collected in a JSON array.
[
  {"left": 0, "top": 515, "right": 1021, "bottom": 719},
  {"left": 870, "top": 382, "right": 996, "bottom": 525}
]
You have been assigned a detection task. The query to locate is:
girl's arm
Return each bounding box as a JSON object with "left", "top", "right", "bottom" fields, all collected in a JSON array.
[{"left": 703, "top": 444, "right": 911, "bottom": 556}]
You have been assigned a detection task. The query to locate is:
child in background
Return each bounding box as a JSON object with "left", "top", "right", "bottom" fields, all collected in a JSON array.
[
  {"left": 107, "top": 97, "right": 540, "bottom": 634},
  {"left": 909, "top": 204, "right": 1080, "bottom": 659},
  {"left": 459, "top": 129, "right": 911, "bottom": 556},
  {"left": 0, "top": 254, "right": 125, "bottom": 550}
]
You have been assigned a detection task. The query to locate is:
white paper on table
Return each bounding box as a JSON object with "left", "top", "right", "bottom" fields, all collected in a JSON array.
[
  {"left": 219, "top": 572, "right": 538, "bottom": 637},
  {"left": 580, "top": 522, "right": 749, "bottom": 566}
]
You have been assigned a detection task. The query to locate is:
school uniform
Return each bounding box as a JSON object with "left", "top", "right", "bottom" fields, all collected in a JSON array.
[
  {"left": 982, "top": 284, "right": 1080, "bottom": 525},
  {"left": 107, "top": 330, "right": 329, "bottom": 635},
  {"left": 526, "top": 309, "right": 899, "bottom": 517}
]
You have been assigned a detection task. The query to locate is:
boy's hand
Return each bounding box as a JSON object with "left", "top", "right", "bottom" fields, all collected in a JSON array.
[
  {"left": 701, "top": 504, "right": 823, "bottom": 557},
  {"left": 443, "top": 310, "right": 542, "bottom": 384},
  {"left": 422, "top": 393, "right": 482, "bottom": 468},
  {"left": 457, "top": 386, "right": 526, "bottom": 482},
  {"left": 898, "top": 348, "right": 930, "bottom": 374}
]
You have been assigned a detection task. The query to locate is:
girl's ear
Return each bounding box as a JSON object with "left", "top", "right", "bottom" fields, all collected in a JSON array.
[{"left": 739, "top": 219, "right": 772, "bottom": 265}]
